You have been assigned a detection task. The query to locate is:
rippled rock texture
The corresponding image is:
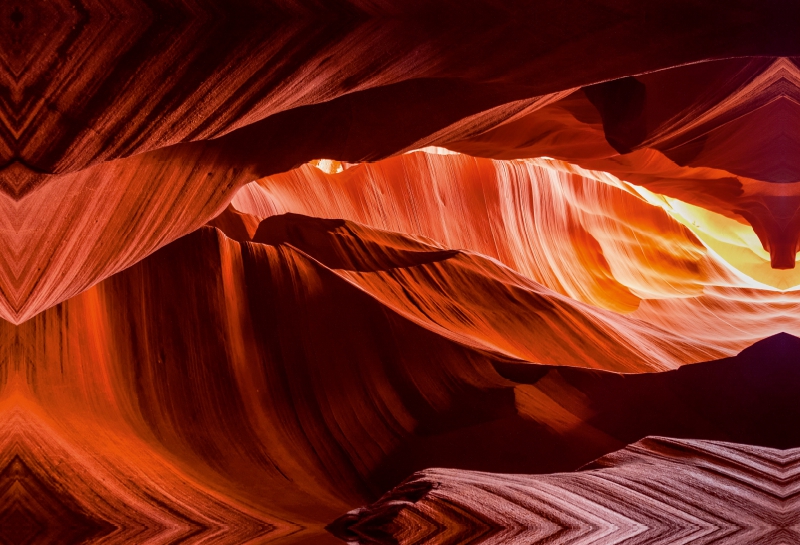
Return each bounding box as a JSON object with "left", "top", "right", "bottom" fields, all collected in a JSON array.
[
  {"left": 332, "top": 436, "right": 800, "bottom": 545},
  {"left": 2, "top": 1, "right": 800, "bottom": 543}
]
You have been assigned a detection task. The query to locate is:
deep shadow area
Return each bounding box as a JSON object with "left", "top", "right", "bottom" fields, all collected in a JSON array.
[
  {"left": 370, "top": 333, "right": 800, "bottom": 493},
  {"left": 331, "top": 335, "right": 800, "bottom": 543},
  {"left": 496, "top": 332, "right": 800, "bottom": 450},
  {"left": 0, "top": 456, "right": 114, "bottom": 545}
]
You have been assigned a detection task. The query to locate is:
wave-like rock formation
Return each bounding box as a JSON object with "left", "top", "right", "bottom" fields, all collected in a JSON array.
[
  {"left": 332, "top": 436, "right": 800, "bottom": 544},
  {"left": 236, "top": 152, "right": 800, "bottom": 353},
  {"left": 4, "top": 2, "right": 800, "bottom": 322},
  {"left": 0, "top": 403, "right": 275, "bottom": 544},
  {"left": 214, "top": 212, "right": 717, "bottom": 370},
  {"left": 0, "top": 218, "right": 798, "bottom": 542},
  {"left": 442, "top": 58, "right": 800, "bottom": 269},
  {"left": 3, "top": 2, "right": 800, "bottom": 543}
]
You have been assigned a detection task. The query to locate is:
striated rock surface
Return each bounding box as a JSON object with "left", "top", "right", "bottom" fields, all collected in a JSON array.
[
  {"left": 332, "top": 436, "right": 800, "bottom": 544},
  {"left": 5, "top": 1, "right": 800, "bottom": 176},
  {"left": 442, "top": 58, "right": 800, "bottom": 269},
  {"left": 0, "top": 402, "right": 277, "bottom": 544},
  {"left": 239, "top": 152, "right": 800, "bottom": 354},
  {"left": 0, "top": 220, "right": 797, "bottom": 541},
  {"left": 3, "top": 2, "right": 800, "bottom": 543},
  {"left": 237, "top": 154, "right": 703, "bottom": 313},
  {"left": 6, "top": 3, "right": 800, "bottom": 321}
]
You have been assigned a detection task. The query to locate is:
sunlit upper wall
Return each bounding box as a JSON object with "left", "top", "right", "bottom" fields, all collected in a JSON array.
[{"left": 307, "top": 149, "right": 800, "bottom": 291}]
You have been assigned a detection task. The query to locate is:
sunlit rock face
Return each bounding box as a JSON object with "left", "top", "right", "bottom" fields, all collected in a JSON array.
[
  {"left": 2, "top": 1, "right": 800, "bottom": 543},
  {"left": 445, "top": 58, "right": 800, "bottom": 270}
]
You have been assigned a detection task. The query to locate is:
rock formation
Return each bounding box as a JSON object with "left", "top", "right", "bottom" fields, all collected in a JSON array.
[
  {"left": 333, "top": 436, "right": 800, "bottom": 544},
  {"left": 0, "top": 1, "right": 799, "bottom": 543}
]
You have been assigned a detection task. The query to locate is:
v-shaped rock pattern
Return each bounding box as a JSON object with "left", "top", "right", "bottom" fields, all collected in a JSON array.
[
  {"left": 0, "top": 456, "right": 112, "bottom": 545},
  {"left": 331, "top": 436, "right": 800, "bottom": 545},
  {"left": 0, "top": 403, "right": 278, "bottom": 544}
]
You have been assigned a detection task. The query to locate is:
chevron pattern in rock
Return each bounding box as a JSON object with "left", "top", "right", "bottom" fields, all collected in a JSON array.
[{"left": 331, "top": 436, "right": 800, "bottom": 545}]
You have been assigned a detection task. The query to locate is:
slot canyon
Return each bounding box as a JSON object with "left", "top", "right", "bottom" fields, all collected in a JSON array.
[{"left": 2, "top": 1, "right": 800, "bottom": 543}]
